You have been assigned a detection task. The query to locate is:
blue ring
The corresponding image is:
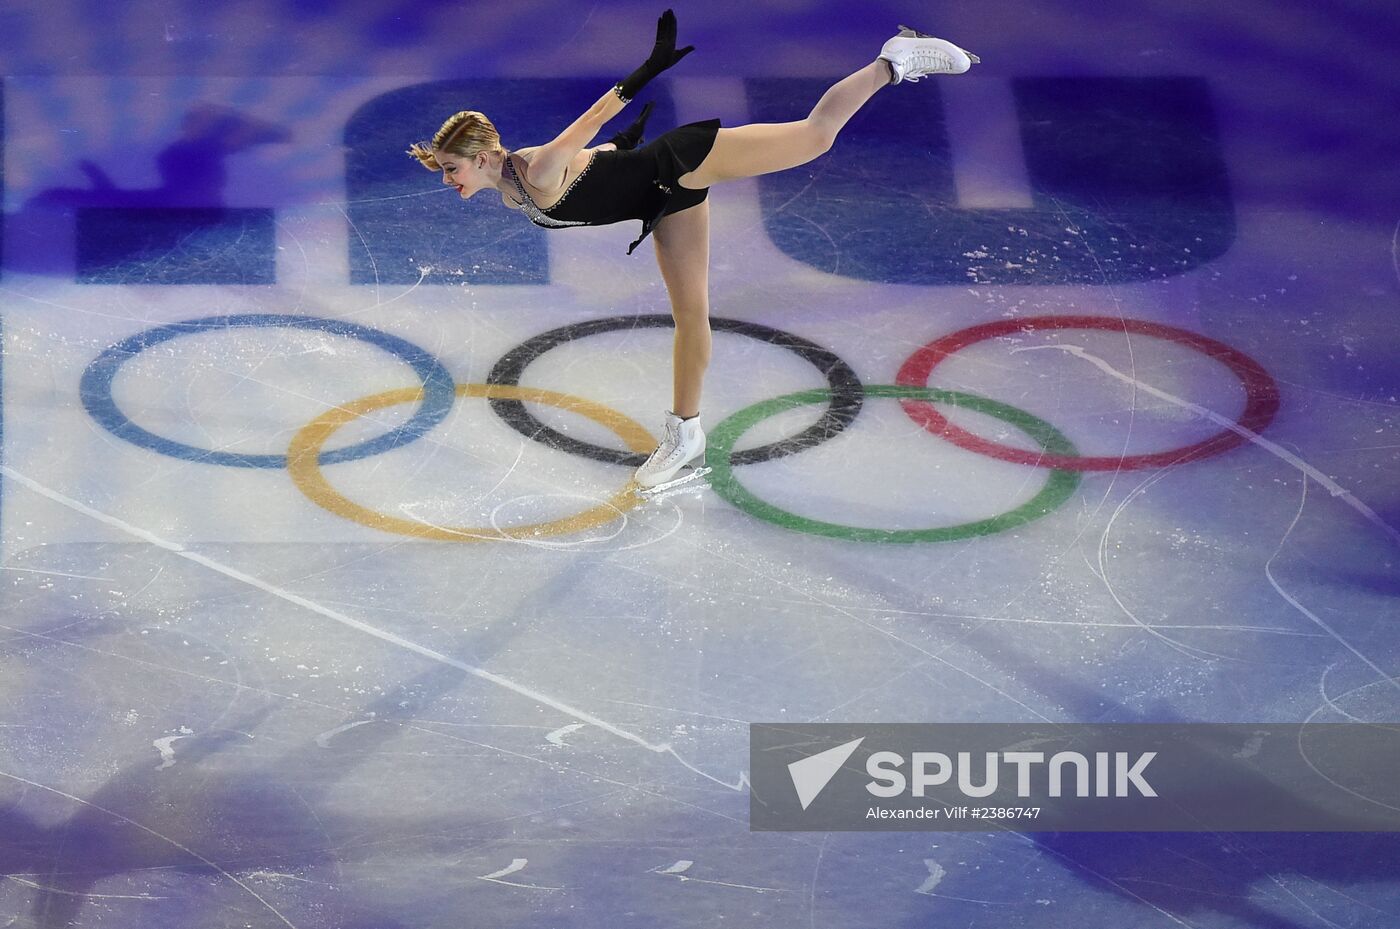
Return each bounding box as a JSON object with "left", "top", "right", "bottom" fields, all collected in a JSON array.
[{"left": 80, "top": 314, "right": 457, "bottom": 469}]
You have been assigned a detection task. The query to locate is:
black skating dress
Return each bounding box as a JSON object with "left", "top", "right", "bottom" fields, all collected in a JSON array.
[{"left": 503, "top": 119, "right": 721, "bottom": 255}]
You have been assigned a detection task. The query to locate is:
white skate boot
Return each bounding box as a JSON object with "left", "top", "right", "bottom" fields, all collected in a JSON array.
[
  {"left": 879, "top": 26, "right": 980, "bottom": 83},
  {"left": 634, "top": 412, "right": 709, "bottom": 495}
]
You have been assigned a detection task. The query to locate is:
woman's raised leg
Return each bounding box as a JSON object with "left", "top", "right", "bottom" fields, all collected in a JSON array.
[{"left": 678, "top": 60, "right": 891, "bottom": 190}]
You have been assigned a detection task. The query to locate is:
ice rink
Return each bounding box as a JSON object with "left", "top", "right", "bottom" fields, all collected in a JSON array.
[{"left": 1, "top": 1, "right": 1398, "bottom": 926}]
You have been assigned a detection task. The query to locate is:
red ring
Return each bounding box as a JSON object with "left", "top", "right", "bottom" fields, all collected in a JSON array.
[{"left": 895, "top": 315, "right": 1281, "bottom": 472}]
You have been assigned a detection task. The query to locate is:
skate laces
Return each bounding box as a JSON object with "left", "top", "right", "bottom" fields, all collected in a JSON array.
[
  {"left": 905, "top": 47, "right": 953, "bottom": 81},
  {"left": 643, "top": 419, "right": 683, "bottom": 470}
]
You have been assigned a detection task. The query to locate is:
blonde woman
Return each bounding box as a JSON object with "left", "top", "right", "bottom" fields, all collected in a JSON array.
[{"left": 409, "top": 11, "right": 978, "bottom": 490}]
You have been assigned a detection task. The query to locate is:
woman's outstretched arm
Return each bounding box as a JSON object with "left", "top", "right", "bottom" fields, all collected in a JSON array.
[
  {"left": 524, "top": 87, "right": 630, "bottom": 188},
  {"left": 525, "top": 9, "right": 692, "bottom": 189}
]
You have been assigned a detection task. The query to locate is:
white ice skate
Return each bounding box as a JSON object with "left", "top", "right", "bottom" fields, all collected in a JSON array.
[
  {"left": 633, "top": 412, "right": 709, "bottom": 498},
  {"left": 879, "top": 26, "right": 980, "bottom": 83}
]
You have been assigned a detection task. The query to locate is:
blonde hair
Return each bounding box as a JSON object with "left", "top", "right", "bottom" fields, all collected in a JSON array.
[{"left": 407, "top": 110, "right": 506, "bottom": 170}]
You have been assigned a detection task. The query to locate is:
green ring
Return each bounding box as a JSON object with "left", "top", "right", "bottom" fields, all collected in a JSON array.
[{"left": 704, "top": 385, "right": 1082, "bottom": 543}]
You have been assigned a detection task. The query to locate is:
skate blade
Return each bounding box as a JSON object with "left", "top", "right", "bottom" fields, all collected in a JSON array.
[{"left": 634, "top": 467, "right": 712, "bottom": 501}]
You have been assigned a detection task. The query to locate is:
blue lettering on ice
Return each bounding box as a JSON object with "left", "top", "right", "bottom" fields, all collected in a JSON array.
[{"left": 744, "top": 76, "right": 1234, "bottom": 285}]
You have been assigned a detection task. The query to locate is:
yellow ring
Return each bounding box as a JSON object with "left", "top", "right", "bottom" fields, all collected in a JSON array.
[{"left": 287, "top": 383, "right": 655, "bottom": 541}]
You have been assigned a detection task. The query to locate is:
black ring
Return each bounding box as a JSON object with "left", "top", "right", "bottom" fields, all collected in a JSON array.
[{"left": 486, "top": 314, "right": 865, "bottom": 467}]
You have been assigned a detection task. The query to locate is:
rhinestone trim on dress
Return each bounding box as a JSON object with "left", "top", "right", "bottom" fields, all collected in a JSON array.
[{"left": 502, "top": 153, "right": 594, "bottom": 229}]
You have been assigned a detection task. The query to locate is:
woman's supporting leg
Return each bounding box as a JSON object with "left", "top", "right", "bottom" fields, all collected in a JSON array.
[
  {"left": 651, "top": 199, "right": 711, "bottom": 418},
  {"left": 678, "top": 60, "right": 891, "bottom": 190}
]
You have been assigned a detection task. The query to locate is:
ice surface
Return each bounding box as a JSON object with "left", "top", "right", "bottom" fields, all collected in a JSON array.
[{"left": 0, "top": 2, "right": 1398, "bottom": 927}]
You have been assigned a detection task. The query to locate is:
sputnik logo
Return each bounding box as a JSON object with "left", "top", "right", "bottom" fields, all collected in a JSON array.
[{"left": 788, "top": 737, "right": 864, "bottom": 810}]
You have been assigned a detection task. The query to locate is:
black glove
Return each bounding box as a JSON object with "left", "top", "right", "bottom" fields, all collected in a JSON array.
[
  {"left": 615, "top": 9, "right": 694, "bottom": 102},
  {"left": 605, "top": 101, "right": 655, "bottom": 150}
]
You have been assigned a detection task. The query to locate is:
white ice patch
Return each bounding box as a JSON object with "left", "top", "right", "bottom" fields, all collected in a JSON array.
[
  {"left": 476, "top": 858, "right": 562, "bottom": 891},
  {"left": 915, "top": 860, "right": 948, "bottom": 895},
  {"left": 314, "top": 719, "right": 375, "bottom": 748},
  {"left": 545, "top": 723, "right": 586, "bottom": 747},
  {"left": 152, "top": 727, "right": 193, "bottom": 770}
]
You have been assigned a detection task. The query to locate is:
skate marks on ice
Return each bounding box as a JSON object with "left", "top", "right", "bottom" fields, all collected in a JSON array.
[
  {"left": 1015, "top": 343, "right": 1400, "bottom": 547},
  {"left": 476, "top": 859, "right": 563, "bottom": 892},
  {"left": 1019, "top": 343, "right": 1400, "bottom": 693},
  {"left": 648, "top": 859, "right": 790, "bottom": 894},
  {"left": 1, "top": 465, "right": 748, "bottom": 795}
]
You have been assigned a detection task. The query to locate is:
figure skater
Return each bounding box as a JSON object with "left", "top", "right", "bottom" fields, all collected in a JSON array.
[{"left": 408, "top": 11, "right": 978, "bottom": 491}]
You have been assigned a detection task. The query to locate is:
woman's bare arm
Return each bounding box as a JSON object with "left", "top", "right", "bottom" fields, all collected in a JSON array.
[
  {"left": 521, "top": 88, "right": 628, "bottom": 191},
  {"left": 525, "top": 11, "right": 692, "bottom": 189}
]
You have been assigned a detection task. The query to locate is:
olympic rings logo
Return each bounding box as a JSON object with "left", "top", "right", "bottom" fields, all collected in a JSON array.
[{"left": 80, "top": 313, "right": 1280, "bottom": 545}]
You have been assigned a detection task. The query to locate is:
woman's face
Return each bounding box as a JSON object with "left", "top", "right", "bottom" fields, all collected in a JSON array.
[{"left": 434, "top": 149, "right": 489, "bottom": 199}]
